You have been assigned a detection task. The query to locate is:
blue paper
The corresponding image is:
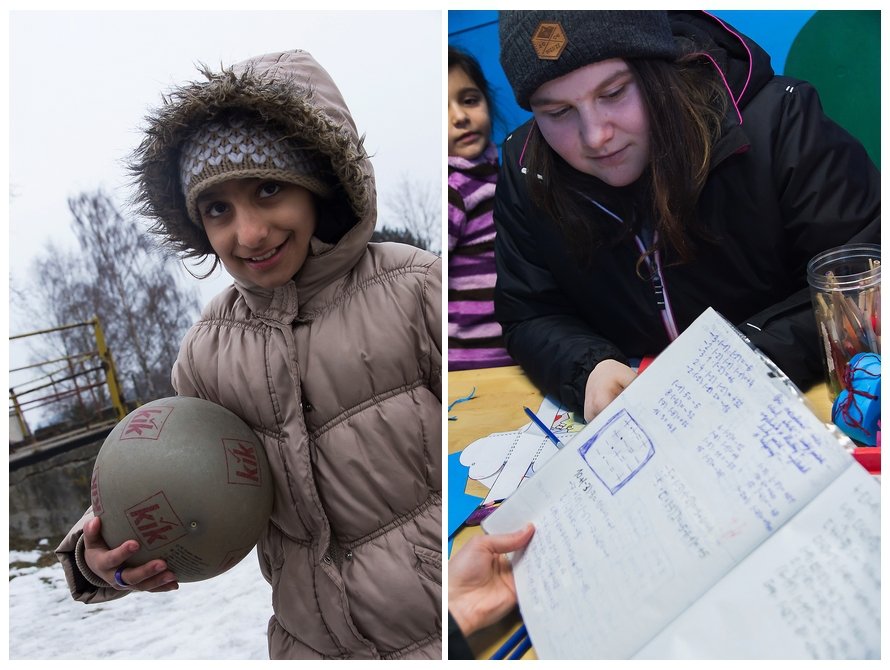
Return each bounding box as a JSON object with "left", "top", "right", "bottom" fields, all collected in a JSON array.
[{"left": 448, "top": 451, "right": 484, "bottom": 540}]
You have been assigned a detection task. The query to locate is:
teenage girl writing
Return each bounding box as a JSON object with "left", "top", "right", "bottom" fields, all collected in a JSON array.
[{"left": 494, "top": 10, "right": 879, "bottom": 420}]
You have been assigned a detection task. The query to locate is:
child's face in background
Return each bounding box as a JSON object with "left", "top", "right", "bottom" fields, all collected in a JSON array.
[
  {"left": 448, "top": 66, "right": 492, "bottom": 160},
  {"left": 197, "top": 178, "right": 317, "bottom": 289},
  {"left": 530, "top": 58, "right": 651, "bottom": 188}
]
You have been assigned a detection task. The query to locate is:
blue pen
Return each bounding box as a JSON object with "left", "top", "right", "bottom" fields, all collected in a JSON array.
[
  {"left": 490, "top": 624, "right": 529, "bottom": 660},
  {"left": 507, "top": 634, "right": 533, "bottom": 660},
  {"left": 523, "top": 406, "right": 567, "bottom": 449}
]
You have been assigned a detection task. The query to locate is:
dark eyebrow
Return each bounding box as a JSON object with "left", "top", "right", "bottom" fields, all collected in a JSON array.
[
  {"left": 456, "top": 86, "right": 482, "bottom": 97},
  {"left": 194, "top": 189, "right": 220, "bottom": 203},
  {"left": 530, "top": 67, "right": 633, "bottom": 107}
]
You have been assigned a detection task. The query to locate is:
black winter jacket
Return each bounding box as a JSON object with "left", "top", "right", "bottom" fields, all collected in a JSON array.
[{"left": 493, "top": 11, "right": 880, "bottom": 414}]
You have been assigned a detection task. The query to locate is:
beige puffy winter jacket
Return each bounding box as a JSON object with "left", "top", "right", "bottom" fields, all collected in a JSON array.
[{"left": 55, "top": 50, "right": 442, "bottom": 660}]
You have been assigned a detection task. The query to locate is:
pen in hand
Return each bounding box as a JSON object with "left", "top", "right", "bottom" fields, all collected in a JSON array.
[{"left": 523, "top": 406, "right": 568, "bottom": 450}]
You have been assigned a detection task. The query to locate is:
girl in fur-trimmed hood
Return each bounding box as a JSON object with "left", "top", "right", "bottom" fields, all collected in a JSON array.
[{"left": 56, "top": 50, "right": 443, "bottom": 660}]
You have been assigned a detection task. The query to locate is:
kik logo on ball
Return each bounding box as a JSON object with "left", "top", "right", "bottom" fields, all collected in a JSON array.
[
  {"left": 224, "top": 439, "right": 262, "bottom": 486},
  {"left": 126, "top": 492, "right": 187, "bottom": 549},
  {"left": 120, "top": 405, "right": 174, "bottom": 440}
]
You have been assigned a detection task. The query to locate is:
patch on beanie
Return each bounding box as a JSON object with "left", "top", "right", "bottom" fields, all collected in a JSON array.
[{"left": 531, "top": 21, "right": 567, "bottom": 60}]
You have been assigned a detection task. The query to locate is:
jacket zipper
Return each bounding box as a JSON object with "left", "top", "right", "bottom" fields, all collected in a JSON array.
[
  {"left": 634, "top": 233, "right": 680, "bottom": 342},
  {"left": 578, "top": 193, "right": 680, "bottom": 343}
]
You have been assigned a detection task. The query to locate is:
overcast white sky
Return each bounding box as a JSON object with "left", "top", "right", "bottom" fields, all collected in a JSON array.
[{"left": 8, "top": 9, "right": 443, "bottom": 325}]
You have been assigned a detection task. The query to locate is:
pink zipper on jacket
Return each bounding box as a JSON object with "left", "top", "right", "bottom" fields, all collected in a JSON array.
[
  {"left": 582, "top": 195, "right": 680, "bottom": 343},
  {"left": 634, "top": 233, "right": 680, "bottom": 342}
]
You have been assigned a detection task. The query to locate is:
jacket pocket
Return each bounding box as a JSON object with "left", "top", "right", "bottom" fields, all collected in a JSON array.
[
  {"left": 261, "top": 522, "right": 345, "bottom": 656},
  {"left": 413, "top": 544, "right": 442, "bottom": 621},
  {"left": 413, "top": 545, "right": 441, "bottom": 584}
]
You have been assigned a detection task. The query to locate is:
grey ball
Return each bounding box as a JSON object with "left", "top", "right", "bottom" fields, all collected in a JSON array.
[{"left": 91, "top": 396, "right": 273, "bottom": 583}]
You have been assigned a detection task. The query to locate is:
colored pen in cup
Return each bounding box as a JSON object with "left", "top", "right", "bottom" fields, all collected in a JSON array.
[{"left": 523, "top": 406, "right": 568, "bottom": 449}]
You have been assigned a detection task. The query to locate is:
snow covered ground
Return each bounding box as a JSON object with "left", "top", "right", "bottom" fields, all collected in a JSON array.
[{"left": 8, "top": 540, "right": 272, "bottom": 660}]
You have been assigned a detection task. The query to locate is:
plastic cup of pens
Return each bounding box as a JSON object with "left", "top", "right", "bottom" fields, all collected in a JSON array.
[{"left": 807, "top": 243, "right": 881, "bottom": 450}]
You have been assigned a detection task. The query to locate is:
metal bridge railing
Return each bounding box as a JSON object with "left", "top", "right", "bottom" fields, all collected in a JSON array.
[{"left": 9, "top": 316, "right": 127, "bottom": 446}]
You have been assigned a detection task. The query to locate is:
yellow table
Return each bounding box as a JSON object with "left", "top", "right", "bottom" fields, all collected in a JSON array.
[
  {"left": 447, "top": 365, "right": 834, "bottom": 660},
  {"left": 447, "top": 366, "right": 540, "bottom": 659}
]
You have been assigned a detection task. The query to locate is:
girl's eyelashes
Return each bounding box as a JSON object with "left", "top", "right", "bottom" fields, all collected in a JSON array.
[
  {"left": 546, "top": 107, "right": 570, "bottom": 119},
  {"left": 540, "top": 83, "right": 631, "bottom": 118},
  {"left": 602, "top": 84, "right": 627, "bottom": 100},
  {"left": 202, "top": 201, "right": 228, "bottom": 219},
  {"left": 199, "top": 180, "right": 283, "bottom": 222},
  {"left": 602, "top": 76, "right": 637, "bottom": 100},
  {"left": 258, "top": 181, "right": 281, "bottom": 198}
]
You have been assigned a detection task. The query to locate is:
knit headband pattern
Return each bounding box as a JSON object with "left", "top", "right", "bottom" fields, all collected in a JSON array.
[
  {"left": 179, "top": 115, "right": 333, "bottom": 226},
  {"left": 499, "top": 10, "right": 679, "bottom": 110}
]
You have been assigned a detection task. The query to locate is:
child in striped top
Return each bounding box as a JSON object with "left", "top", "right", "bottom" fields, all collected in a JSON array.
[{"left": 447, "top": 46, "right": 513, "bottom": 370}]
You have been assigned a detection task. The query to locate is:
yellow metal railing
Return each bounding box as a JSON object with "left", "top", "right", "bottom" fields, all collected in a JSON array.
[{"left": 9, "top": 316, "right": 126, "bottom": 445}]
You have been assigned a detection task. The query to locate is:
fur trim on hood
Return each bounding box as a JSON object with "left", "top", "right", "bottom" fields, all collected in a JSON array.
[{"left": 130, "top": 50, "right": 376, "bottom": 266}]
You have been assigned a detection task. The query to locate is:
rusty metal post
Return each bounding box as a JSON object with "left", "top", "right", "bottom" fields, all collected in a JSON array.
[{"left": 92, "top": 316, "right": 127, "bottom": 421}]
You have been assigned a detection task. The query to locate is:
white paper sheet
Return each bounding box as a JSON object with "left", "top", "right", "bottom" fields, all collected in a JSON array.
[
  {"left": 459, "top": 399, "right": 579, "bottom": 503},
  {"left": 483, "top": 308, "right": 879, "bottom": 659},
  {"left": 635, "top": 464, "right": 880, "bottom": 659}
]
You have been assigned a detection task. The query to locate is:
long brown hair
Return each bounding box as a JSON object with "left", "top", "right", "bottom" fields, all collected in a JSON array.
[{"left": 525, "top": 51, "right": 728, "bottom": 271}]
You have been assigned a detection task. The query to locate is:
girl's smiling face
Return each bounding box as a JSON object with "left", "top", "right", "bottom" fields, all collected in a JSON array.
[
  {"left": 530, "top": 58, "right": 651, "bottom": 187},
  {"left": 197, "top": 178, "right": 317, "bottom": 289},
  {"left": 448, "top": 66, "right": 492, "bottom": 160}
]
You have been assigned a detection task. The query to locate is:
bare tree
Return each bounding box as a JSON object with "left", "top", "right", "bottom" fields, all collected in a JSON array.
[
  {"left": 380, "top": 176, "right": 441, "bottom": 253},
  {"left": 12, "top": 246, "right": 112, "bottom": 429},
  {"left": 370, "top": 225, "right": 428, "bottom": 249},
  {"left": 18, "top": 189, "right": 200, "bottom": 424}
]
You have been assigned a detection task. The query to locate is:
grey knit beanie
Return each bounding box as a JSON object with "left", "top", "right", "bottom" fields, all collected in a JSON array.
[
  {"left": 179, "top": 114, "right": 333, "bottom": 227},
  {"left": 499, "top": 10, "right": 679, "bottom": 110}
]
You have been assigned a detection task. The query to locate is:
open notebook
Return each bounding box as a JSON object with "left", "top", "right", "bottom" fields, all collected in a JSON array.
[{"left": 483, "top": 308, "right": 880, "bottom": 659}]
